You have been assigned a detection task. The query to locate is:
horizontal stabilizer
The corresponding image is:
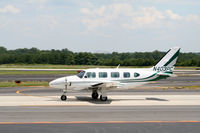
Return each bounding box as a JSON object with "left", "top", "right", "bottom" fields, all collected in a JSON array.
[{"left": 157, "top": 73, "right": 177, "bottom": 77}]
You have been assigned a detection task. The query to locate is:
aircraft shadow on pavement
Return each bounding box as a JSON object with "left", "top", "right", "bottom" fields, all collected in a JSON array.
[
  {"left": 146, "top": 97, "right": 168, "bottom": 101},
  {"left": 74, "top": 96, "right": 153, "bottom": 104},
  {"left": 75, "top": 96, "right": 112, "bottom": 104},
  {"left": 47, "top": 96, "right": 168, "bottom": 103}
]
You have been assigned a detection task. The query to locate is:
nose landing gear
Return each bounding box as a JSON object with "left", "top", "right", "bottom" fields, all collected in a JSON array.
[
  {"left": 61, "top": 87, "right": 67, "bottom": 101},
  {"left": 61, "top": 95, "right": 67, "bottom": 101},
  {"left": 61, "top": 78, "right": 68, "bottom": 101}
]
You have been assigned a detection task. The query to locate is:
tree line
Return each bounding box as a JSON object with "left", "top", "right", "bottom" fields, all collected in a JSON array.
[{"left": 0, "top": 46, "right": 200, "bottom": 66}]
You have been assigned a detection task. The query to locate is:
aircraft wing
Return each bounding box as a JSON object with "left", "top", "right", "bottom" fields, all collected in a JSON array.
[{"left": 91, "top": 81, "right": 120, "bottom": 89}]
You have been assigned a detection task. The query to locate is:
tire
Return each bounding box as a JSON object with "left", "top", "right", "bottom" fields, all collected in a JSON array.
[
  {"left": 92, "top": 92, "right": 99, "bottom": 99},
  {"left": 100, "top": 95, "right": 107, "bottom": 101},
  {"left": 61, "top": 95, "right": 67, "bottom": 101}
]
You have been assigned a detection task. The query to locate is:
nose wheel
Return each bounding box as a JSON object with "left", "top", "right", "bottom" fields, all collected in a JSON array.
[
  {"left": 61, "top": 95, "right": 67, "bottom": 101},
  {"left": 61, "top": 78, "right": 68, "bottom": 101}
]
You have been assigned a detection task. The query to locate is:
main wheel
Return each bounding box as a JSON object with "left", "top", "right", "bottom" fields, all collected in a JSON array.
[
  {"left": 100, "top": 95, "right": 107, "bottom": 101},
  {"left": 61, "top": 95, "right": 67, "bottom": 101},
  {"left": 92, "top": 92, "right": 99, "bottom": 99}
]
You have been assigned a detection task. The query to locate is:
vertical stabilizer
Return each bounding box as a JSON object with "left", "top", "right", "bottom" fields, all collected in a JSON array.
[
  {"left": 152, "top": 47, "right": 181, "bottom": 73},
  {"left": 155, "top": 47, "right": 180, "bottom": 67}
]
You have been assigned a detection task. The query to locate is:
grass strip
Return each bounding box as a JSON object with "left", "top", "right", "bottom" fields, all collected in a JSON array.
[
  {"left": 0, "top": 64, "right": 112, "bottom": 69},
  {"left": 0, "top": 70, "right": 77, "bottom": 75},
  {"left": 0, "top": 81, "right": 200, "bottom": 89},
  {"left": 0, "top": 64, "right": 199, "bottom": 70},
  {"left": 169, "top": 86, "right": 200, "bottom": 89},
  {"left": 0, "top": 81, "right": 49, "bottom": 87},
  {"left": 0, "top": 64, "right": 153, "bottom": 69}
]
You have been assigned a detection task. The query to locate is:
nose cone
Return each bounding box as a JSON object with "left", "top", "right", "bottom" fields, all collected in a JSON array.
[{"left": 49, "top": 77, "right": 66, "bottom": 88}]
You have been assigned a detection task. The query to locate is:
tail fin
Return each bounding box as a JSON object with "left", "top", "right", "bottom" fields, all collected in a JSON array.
[
  {"left": 155, "top": 47, "right": 180, "bottom": 67},
  {"left": 152, "top": 47, "right": 181, "bottom": 73}
]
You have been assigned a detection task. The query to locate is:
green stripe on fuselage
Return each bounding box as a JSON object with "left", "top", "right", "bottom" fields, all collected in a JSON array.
[
  {"left": 164, "top": 71, "right": 173, "bottom": 74},
  {"left": 118, "top": 74, "right": 169, "bottom": 83},
  {"left": 116, "top": 72, "right": 158, "bottom": 83},
  {"left": 117, "top": 73, "right": 157, "bottom": 82}
]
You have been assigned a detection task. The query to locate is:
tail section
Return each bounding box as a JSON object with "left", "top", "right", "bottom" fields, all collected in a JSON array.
[
  {"left": 155, "top": 47, "right": 180, "bottom": 67},
  {"left": 152, "top": 47, "right": 181, "bottom": 73}
]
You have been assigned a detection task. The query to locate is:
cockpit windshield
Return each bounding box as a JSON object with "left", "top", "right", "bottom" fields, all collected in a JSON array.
[{"left": 77, "top": 71, "right": 85, "bottom": 78}]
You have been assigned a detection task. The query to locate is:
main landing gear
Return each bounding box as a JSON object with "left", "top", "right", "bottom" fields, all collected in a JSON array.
[
  {"left": 100, "top": 95, "right": 107, "bottom": 101},
  {"left": 91, "top": 92, "right": 108, "bottom": 101},
  {"left": 92, "top": 92, "right": 99, "bottom": 99}
]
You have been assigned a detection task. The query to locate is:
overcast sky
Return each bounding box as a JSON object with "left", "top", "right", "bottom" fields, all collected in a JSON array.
[{"left": 0, "top": 0, "right": 200, "bottom": 52}]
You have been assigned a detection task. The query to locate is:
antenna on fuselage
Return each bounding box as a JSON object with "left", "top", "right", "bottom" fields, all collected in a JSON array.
[{"left": 116, "top": 64, "right": 120, "bottom": 69}]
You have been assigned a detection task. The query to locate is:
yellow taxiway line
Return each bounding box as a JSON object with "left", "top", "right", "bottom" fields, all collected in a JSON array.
[
  {"left": 16, "top": 88, "right": 53, "bottom": 98},
  {"left": 0, "top": 121, "right": 199, "bottom": 125}
]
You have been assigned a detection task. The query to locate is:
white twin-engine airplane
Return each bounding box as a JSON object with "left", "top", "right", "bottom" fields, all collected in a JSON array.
[{"left": 49, "top": 47, "right": 180, "bottom": 101}]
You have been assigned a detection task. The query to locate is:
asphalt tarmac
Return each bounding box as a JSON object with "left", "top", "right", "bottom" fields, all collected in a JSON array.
[
  {"left": 0, "top": 69, "right": 200, "bottom": 133},
  {"left": 0, "top": 122, "right": 200, "bottom": 133},
  {"left": 0, "top": 87, "right": 200, "bottom": 133}
]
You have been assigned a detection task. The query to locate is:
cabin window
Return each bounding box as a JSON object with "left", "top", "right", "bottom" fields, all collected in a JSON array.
[
  {"left": 111, "top": 72, "right": 120, "bottom": 78},
  {"left": 99, "top": 72, "right": 107, "bottom": 78},
  {"left": 134, "top": 72, "right": 140, "bottom": 77},
  {"left": 86, "top": 72, "right": 96, "bottom": 78},
  {"left": 77, "top": 71, "right": 85, "bottom": 78},
  {"left": 123, "top": 72, "right": 130, "bottom": 78}
]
